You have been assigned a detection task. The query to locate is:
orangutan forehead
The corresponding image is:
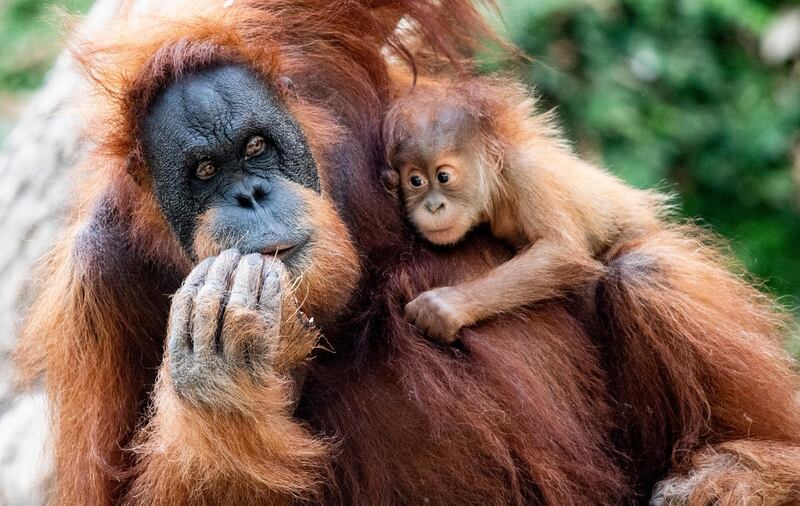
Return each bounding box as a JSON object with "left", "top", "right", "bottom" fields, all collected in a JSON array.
[
  {"left": 144, "top": 68, "right": 260, "bottom": 150},
  {"left": 141, "top": 65, "right": 320, "bottom": 192},
  {"left": 144, "top": 66, "right": 274, "bottom": 151}
]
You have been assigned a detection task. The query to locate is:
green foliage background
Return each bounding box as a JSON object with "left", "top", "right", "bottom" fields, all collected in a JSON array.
[
  {"left": 495, "top": 0, "right": 800, "bottom": 304},
  {"left": 0, "top": 0, "right": 91, "bottom": 137},
  {"left": 1, "top": 0, "right": 798, "bottom": 352}
]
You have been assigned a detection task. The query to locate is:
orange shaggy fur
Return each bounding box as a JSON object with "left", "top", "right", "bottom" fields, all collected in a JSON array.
[{"left": 14, "top": 0, "right": 800, "bottom": 504}]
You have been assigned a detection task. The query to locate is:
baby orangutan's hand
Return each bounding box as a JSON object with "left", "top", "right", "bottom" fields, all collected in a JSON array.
[{"left": 405, "top": 287, "right": 469, "bottom": 343}]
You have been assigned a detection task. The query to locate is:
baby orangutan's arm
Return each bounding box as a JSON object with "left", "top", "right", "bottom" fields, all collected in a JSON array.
[{"left": 405, "top": 239, "right": 605, "bottom": 342}]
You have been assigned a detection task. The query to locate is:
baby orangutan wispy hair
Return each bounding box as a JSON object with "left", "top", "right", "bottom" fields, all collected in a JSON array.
[{"left": 383, "top": 75, "right": 667, "bottom": 341}]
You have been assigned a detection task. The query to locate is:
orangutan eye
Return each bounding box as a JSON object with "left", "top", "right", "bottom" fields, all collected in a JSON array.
[
  {"left": 437, "top": 171, "right": 450, "bottom": 184},
  {"left": 410, "top": 175, "right": 425, "bottom": 187},
  {"left": 244, "top": 135, "right": 266, "bottom": 158},
  {"left": 195, "top": 159, "right": 217, "bottom": 180}
]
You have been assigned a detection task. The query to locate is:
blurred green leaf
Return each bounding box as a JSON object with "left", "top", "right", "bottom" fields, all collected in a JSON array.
[
  {"left": 497, "top": 0, "right": 800, "bottom": 339},
  {"left": 0, "top": 0, "right": 92, "bottom": 94}
]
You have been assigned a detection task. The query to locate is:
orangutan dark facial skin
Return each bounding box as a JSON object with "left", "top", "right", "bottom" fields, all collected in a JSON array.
[{"left": 141, "top": 65, "right": 320, "bottom": 266}]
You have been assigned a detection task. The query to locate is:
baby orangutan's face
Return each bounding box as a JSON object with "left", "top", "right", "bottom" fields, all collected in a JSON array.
[{"left": 395, "top": 148, "right": 486, "bottom": 246}]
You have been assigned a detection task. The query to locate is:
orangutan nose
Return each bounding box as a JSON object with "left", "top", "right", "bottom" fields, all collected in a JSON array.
[{"left": 425, "top": 196, "right": 446, "bottom": 214}]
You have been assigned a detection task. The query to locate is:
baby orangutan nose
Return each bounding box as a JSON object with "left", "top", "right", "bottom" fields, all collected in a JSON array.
[{"left": 425, "top": 196, "right": 446, "bottom": 214}]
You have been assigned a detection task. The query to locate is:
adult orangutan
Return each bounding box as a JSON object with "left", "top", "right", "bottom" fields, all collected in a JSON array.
[{"left": 16, "top": 0, "right": 800, "bottom": 504}]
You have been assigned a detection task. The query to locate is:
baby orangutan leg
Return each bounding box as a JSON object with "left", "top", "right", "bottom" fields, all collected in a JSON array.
[{"left": 127, "top": 250, "right": 327, "bottom": 504}]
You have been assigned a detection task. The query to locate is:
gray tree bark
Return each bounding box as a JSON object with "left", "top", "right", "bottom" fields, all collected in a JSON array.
[{"left": 0, "top": 1, "right": 125, "bottom": 503}]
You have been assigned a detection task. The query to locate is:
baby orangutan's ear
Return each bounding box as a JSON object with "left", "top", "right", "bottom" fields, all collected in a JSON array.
[{"left": 380, "top": 169, "right": 400, "bottom": 198}]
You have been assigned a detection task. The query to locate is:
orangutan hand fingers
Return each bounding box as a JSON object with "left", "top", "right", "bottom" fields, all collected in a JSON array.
[
  {"left": 192, "top": 249, "right": 241, "bottom": 358},
  {"left": 167, "top": 257, "right": 214, "bottom": 360},
  {"left": 167, "top": 251, "right": 311, "bottom": 403},
  {"left": 167, "top": 256, "right": 225, "bottom": 403},
  {"left": 222, "top": 254, "right": 269, "bottom": 365},
  {"left": 228, "top": 253, "right": 264, "bottom": 310},
  {"left": 425, "top": 316, "right": 461, "bottom": 344},
  {"left": 220, "top": 306, "right": 271, "bottom": 368},
  {"left": 259, "top": 260, "right": 289, "bottom": 333},
  {"left": 427, "top": 322, "right": 459, "bottom": 343}
]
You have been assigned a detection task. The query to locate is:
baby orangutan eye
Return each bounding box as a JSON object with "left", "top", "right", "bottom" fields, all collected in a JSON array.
[
  {"left": 436, "top": 166, "right": 455, "bottom": 184},
  {"left": 245, "top": 135, "right": 266, "bottom": 158},
  {"left": 195, "top": 159, "right": 217, "bottom": 180},
  {"left": 408, "top": 169, "right": 427, "bottom": 188}
]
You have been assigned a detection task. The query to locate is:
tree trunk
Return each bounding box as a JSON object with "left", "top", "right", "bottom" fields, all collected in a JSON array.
[{"left": 0, "top": 1, "right": 125, "bottom": 502}]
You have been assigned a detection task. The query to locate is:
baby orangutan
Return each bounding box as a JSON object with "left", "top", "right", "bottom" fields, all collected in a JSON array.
[{"left": 383, "top": 76, "right": 666, "bottom": 342}]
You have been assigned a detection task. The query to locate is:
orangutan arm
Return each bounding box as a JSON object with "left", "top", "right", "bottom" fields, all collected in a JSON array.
[
  {"left": 16, "top": 189, "right": 183, "bottom": 505},
  {"left": 125, "top": 251, "right": 327, "bottom": 505},
  {"left": 405, "top": 238, "right": 606, "bottom": 342}
]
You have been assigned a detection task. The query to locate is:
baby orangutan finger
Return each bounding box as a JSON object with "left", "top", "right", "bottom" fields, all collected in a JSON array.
[{"left": 405, "top": 290, "right": 464, "bottom": 344}]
